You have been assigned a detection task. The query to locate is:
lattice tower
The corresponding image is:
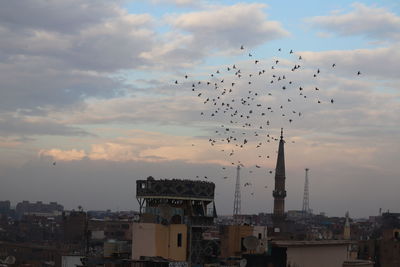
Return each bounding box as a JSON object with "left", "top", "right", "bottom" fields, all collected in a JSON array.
[
  {"left": 233, "top": 165, "right": 241, "bottom": 217},
  {"left": 302, "top": 168, "right": 310, "bottom": 215}
]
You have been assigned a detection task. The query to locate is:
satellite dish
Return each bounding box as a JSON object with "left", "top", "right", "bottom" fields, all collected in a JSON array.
[
  {"left": 243, "top": 236, "right": 259, "bottom": 251},
  {"left": 159, "top": 204, "right": 173, "bottom": 222},
  {"left": 4, "top": 256, "right": 16, "bottom": 265},
  {"left": 239, "top": 258, "right": 247, "bottom": 267}
]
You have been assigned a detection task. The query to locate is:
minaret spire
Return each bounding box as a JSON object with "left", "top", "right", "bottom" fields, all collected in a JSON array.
[{"left": 272, "top": 128, "right": 287, "bottom": 231}]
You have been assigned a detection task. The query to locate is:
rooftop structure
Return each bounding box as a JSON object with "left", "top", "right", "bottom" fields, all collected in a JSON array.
[
  {"left": 136, "top": 177, "right": 214, "bottom": 201},
  {"left": 135, "top": 177, "right": 218, "bottom": 266}
]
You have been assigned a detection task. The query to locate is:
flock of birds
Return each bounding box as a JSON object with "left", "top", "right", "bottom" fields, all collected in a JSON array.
[{"left": 174, "top": 45, "right": 362, "bottom": 195}]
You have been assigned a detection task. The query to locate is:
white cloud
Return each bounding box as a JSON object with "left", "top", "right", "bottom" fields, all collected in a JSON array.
[
  {"left": 298, "top": 45, "right": 400, "bottom": 80},
  {"left": 166, "top": 3, "right": 289, "bottom": 49},
  {"left": 150, "top": 0, "right": 197, "bottom": 7},
  {"left": 308, "top": 3, "right": 400, "bottom": 41}
]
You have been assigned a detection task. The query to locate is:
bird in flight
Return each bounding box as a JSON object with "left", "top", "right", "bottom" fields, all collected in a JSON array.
[{"left": 175, "top": 43, "right": 360, "bottom": 185}]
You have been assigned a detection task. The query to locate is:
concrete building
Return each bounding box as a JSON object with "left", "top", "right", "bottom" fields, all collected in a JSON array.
[
  {"left": 342, "top": 260, "right": 374, "bottom": 267},
  {"left": 272, "top": 240, "right": 352, "bottom": 267},
  {"left": 62, "top": 211, "right": 87, "bottom": 246},
  {"left": 220, "top": 225, "right": 268, "bottom": 258},
  {"left": 132, "top": 223, "right": 187, "bottom": 261},
  {"left": 134, "top": 177, "right": 218, "bottom": 266}
]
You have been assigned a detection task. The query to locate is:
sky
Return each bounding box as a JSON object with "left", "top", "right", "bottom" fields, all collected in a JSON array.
[{"left": 0, "top": 0, "right": 399, "bottom": 218}]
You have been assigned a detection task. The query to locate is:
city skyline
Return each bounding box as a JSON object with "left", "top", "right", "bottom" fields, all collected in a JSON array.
[{"left": 0, "top": 0, "right": 399, "bottom": 218}]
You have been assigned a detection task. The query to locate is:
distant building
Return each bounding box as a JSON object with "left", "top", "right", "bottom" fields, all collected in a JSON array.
[
  {"left": 62, "top": 211, "right": 86, "bottom": 246},
  {"left": 15, "top": 200, "right": 63, "bottom": 218},
  {"left": 0, "top": 201, "right": 10, "bottom": 214}
]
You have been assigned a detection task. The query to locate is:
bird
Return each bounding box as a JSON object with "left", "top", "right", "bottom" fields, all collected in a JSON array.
[
  {"left": 52, "top": 162, "right": 56, "bottom": 166},
  {"left": 357, "top": 71, "right": 361, "bottom": 75}
]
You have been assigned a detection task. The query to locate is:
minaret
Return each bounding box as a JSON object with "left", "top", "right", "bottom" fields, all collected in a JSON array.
[{"left": 272, "top": 128, "right": 287, "bottom": 230}]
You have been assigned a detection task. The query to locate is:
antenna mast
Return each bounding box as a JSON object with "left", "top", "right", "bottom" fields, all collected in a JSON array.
[
  {"left": 233, "top": 165, "right": 241, "bottom": 221},
  {"left": 302, "top": 168, "right": 310, "bottom": 216}
]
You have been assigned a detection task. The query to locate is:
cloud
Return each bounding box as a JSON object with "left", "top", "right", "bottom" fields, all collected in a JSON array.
[
  {"left": 0, "top": 1, "right": 290, "bottom": 114},
  {"left": 166, "top": 3, "right": 289, "bottom": 49},
  {"left": 38, "top": 129, "right": 228, "bottom": 165},
  {"left": 0, "top": 137, "right": 23, "bottom": 148},
  {"left": 0, "top": 113, "right": 91, "bottom": 137},
  {"left": 150, "top": 0, "right": 197, "bottom": 7},
  {"left": 0, "top": 0, "right": 157, "bottom": 113},
  {"left": 307, "top": 3, "right": 400, "bottom": 41},
  {"left": 39, "top": 148, "right": 87, "bottom": 161},
  {"left": 298, "top": 45, "right": 400, "bottom": 80}
]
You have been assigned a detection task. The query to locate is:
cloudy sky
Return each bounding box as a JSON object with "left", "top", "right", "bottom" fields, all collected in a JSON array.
[{"left": 1, "top": 0, "right": 399, "bottom": 218}]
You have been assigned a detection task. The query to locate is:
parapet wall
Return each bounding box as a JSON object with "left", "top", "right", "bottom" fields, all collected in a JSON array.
[{"left": 136, "top": 178, "right": 215, "bottom": 200}]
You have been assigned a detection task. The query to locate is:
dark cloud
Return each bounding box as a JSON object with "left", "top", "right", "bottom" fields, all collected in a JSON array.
[{"left": 0, "top": 0, "right": 121, "bottom": 34}]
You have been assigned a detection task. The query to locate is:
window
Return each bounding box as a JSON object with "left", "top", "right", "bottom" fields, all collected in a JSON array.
[
  {"left": 177, "top": 233, "right": 182, "bottom": 247},
  {"left": 258, "top": 233, "right": 262, "bottom": 239},
  {"left": 241, "top": 237, "right": 247, "bottom": 251}
]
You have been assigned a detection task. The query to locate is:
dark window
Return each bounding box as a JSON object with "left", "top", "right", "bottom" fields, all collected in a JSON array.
[
  {"left": 177, "top": 233, "right": 182, "bottom": 247},
  {"left": 258, "top": 233, "right": 262, "bottom": 239},
  {"left": 241, "top": 237, "right": 247, "bottom": 251}
]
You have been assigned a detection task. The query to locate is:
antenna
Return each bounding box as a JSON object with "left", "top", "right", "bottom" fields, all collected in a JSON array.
[
  {"left": 302, "top": 168, "right": 310, "bottom": 216},
  {"left": 233, "top": 165, "right": 241, "bottom": 222}
]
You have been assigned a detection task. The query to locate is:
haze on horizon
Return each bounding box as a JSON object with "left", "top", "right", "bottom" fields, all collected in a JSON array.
[{"left": 0, "top": 0, "right": 399, "bottom": 218}]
